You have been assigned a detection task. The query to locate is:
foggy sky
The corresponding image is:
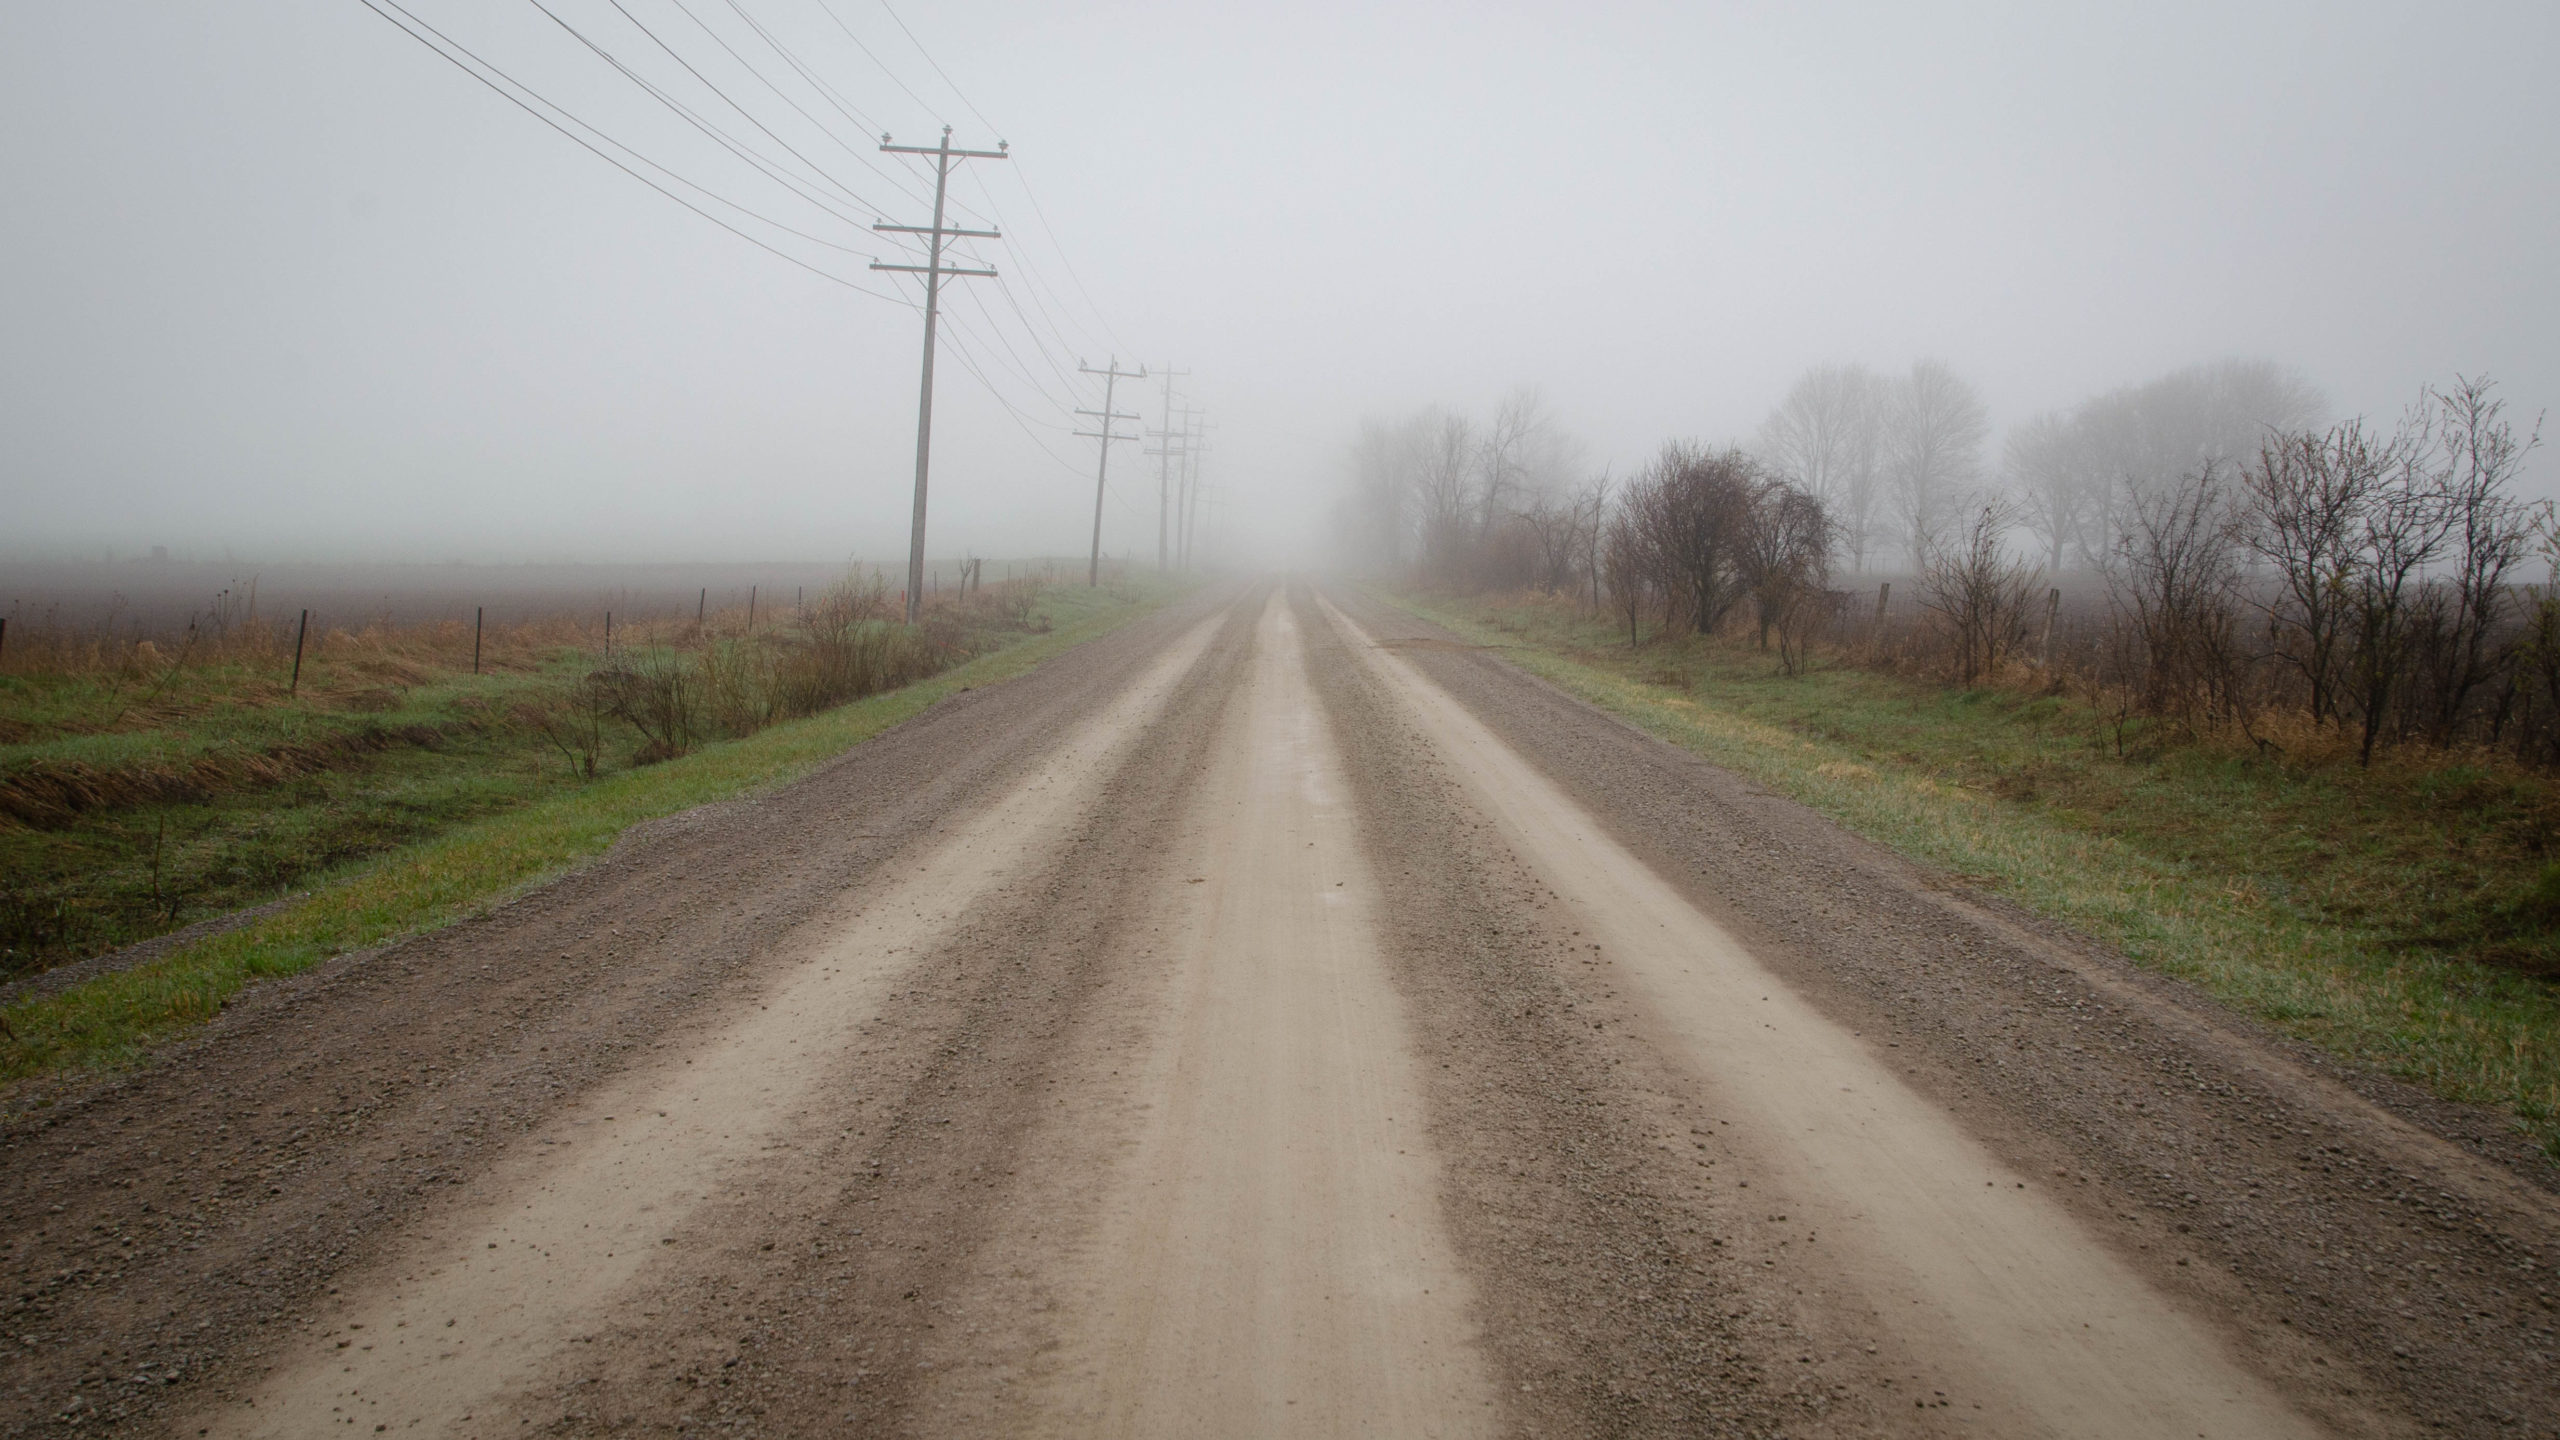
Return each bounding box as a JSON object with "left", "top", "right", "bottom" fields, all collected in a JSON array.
[{"left": 4, "top": 1, "right": 2554, "bottom": 569}]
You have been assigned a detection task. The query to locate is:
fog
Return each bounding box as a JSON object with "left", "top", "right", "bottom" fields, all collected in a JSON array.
[{"left": 3, "top": 1, "right": 2553, "bottom": 573}]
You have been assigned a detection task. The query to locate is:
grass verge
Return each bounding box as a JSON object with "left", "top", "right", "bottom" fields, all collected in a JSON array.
[
  {"left": 1382, "top": 587, "right": 2560, "bottom": 1160},
  {"left": 0, "top": 581, "right": 1177, "bottom": 1089}
]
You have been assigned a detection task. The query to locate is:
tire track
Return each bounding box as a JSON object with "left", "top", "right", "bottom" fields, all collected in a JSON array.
[
  {"left": 1318, "top": 589, "right": 2325, "bottom": 1438},
  {"left": 188, "top": 605, "right": 1236, "bottom": 1437}
]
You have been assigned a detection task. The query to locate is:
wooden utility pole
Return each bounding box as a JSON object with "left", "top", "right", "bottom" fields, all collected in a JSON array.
[
  {"left": 1075, "top": 358, "right": 1146, "bottom": 587},
  {"left": 1147, "top": 365, "right": 1189, "bottom": 572},
  {"left": 1175, "top": 409, "right": 1212, "bottom": 569},
  {"left": 872, "top": 126, "right": 1008, "bottom": 624},
  {"left": 1145, "top": 421, "right": 1193, "bottom": 574}
]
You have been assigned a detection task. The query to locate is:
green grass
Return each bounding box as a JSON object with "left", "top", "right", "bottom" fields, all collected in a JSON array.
[
  {"left": 1386, "top": 587, "right": 2560, "bottom": 1159},
  {"left": 0, "top": 580, "right": 1175, "bottom": 1087},
  {"left": 1, "top": 655, "right": 612, "bottom": 974}
]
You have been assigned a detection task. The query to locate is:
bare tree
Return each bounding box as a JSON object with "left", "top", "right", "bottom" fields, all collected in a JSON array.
[
  {"left": 1578, "top": 475, "right": 1612, "bottom": 612},
  {"left": 1883, "top": 360, "right": 1989, "bottom": 564},
  {"left": 2113, "top": 465, "right": 2248, "bottom": 721},
  {"left": 1475, "top": 387, "right": 1577, "bottom": 536},
  {"left": 2242, "top": 421, "right": 2382, "bottom": 726},
  {"left": 2005, "top": 411, "right": 2096, "bottom": 575},
  {"left": 1343, "top": 413, "right": 1426, "bottom": 571},
  {"left": 1759, "top": 363, "right": 1886, "bottom": 571},
  {"left": 1414, "top": 409, "right": 1477, "bottom": 581},
  {"left": 1918, "top": 502, "right": 2039, "bottom": 685},
  {"left": 1602, "top": 503, "right": 1658, "bottom": 647},
  {"left": 2406, "top": 378, "right": 2544, "bottom": 742},
  {"left": 1518, "top": 488, "right": 1602, "bottom": 596},
  {"left": 2343, "top": 433, "right": 2459, "bottom": 766},
  {"left": 2070, "top": 360, "right": 2324, "bottom": 564}
]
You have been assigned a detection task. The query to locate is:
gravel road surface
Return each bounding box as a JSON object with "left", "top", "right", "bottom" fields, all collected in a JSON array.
[{"left": 2, "top": 581, "right": 2553, "bottom": 1438}]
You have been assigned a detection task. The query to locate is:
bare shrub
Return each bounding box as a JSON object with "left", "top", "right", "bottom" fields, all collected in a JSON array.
[
  {"left": 516, "top": 687, "right": 607, "bottom": 780},
  {"left": 599, "top": 646, "right": 699, "bottom": 765},
  {"left": 1602, "top": 506, "right": 1658, "bottom": 648},
  {"left": 2412, "top": 377, "right": 2545, "bottom": 744},
  {"left": 1518, "top": 484, "right": 1608, "bottom": 598},
  {"left": 1625, "top": 443, "right": 1765, "bottom": 637}
]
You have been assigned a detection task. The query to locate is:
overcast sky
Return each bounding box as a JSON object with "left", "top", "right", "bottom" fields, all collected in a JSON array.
[{"left": 3, "top": 0, "right": 2553, "bottom": 568}]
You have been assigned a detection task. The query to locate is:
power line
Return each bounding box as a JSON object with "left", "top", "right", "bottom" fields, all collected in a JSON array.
[
  {"left": 709, "top": 0, "right": 936, "bottom": 205},
  {"left": 808, "top": 0, "right": 945, "bottom": 121},
  {"left": 355, "top": 0, "right": 912, "bottom": 304},
  {"left": 966, "top": 171, "right": 1112, "bottom": 362},
  {"left": 873, "top": 0, "right": 1001, "bottom": 136},
  {"left": 543, "top": 0, "right": 886, "bottom": 219},
  {"left": 1006, "top": 166, "right": 1136, "bottom": 359},
  {"left": 658, "top": 0, "right": 922, "bottom": 202},
  {"left": 937, "top": 328, "right": 1089, "bottom": 473},
  {"left": 516, "top": 0, "right": 891, "bottom": 234},
  {"left": 948, "top": 285, "right": 1081, "bottom": 412}
]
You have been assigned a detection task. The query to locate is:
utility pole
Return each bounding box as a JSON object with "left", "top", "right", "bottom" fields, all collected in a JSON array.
[
  {"left": 1175, "top": 408, "right": 1213, "bottom": 569},
  {"left": 1170, "top": 405, "right": 1198, "bottom": 571},
  {"left": 1143, "top": 420, "right": 1193, "bottom": 574},
  {"left": 1075, "top": 357, "right": 1146, "bottom": 587},
  {"left": 871, "top": 126, "right": 1008, "bottom": 624},
  {"left": 1146, "top": 365, "right": 1189, "bottom": 572}
]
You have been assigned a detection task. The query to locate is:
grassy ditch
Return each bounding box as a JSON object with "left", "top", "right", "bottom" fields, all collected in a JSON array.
[
  {"left": 0, "top": 579, "right": 1175, "bottom": 1086},
  {"left": 1, "top": 581, "right": 1030, "bottom": 976},
  {"left": 1385, "top": 587, "right": 2560, "bottom": 1159}
]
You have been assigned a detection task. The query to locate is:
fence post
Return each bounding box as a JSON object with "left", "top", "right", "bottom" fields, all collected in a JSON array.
[
  {"left": 604, "top": 610, "right": 612, "bottom": 659},
  {"left": 2039, "top": 586, "right": 2061, "bottom": 668},
  {"left": 1869, "top": 581, "right": 1891, "bottom": 662},
  {"left": 748, "top": 585, "right": 757, "bottom": 633},
  {"left": 697, "top": 588, "right": 706, "bottom": 627},
  {"left": 290, "top": 609, "right": 309, "bottom": 695},
  {"left": 0, "top": 615, "right": 8, "bottom": 669},
  {"left": 473, "top": 606, "right": 484, "bottom": 675}
]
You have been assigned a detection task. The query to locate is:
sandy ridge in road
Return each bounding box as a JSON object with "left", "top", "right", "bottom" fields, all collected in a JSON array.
[
  {"left": 913, "top": 590, "right": 1497, "bottom": 1438},
  {"left": 1318, "top": 592, "right": 2327, "bottom": 1440},
  {"left": 194, "top": 608, "right": 1230, "bottom": 1439}
]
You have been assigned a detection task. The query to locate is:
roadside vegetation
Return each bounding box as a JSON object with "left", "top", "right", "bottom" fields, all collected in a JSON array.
[
  {"left": 1350, "top": 365, "right": 2560, "bottom": 1157},
  {"left": 0, "top": 574, "right": 1171, "bottom": 1084}
]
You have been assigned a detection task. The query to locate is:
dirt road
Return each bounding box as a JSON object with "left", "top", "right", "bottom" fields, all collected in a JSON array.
[{"left": 2, "top": 582, "right": 2554, "bottom": 1438}]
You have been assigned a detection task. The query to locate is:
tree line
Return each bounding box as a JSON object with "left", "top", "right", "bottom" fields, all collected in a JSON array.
[{"left": 1340, "top": 362, "right": 2553, "bottom": 767}]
